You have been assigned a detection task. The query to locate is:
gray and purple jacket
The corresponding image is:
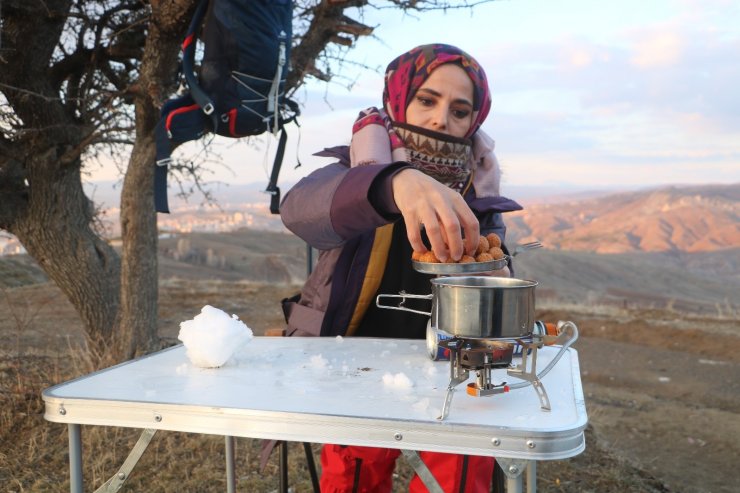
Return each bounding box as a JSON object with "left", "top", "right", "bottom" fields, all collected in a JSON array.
[{"left": 280, "top": 146, "right": 522, "bottom": 338}]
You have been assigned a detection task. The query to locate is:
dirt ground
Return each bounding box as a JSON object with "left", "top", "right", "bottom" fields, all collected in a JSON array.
[
  {"left": 539, "top": 307, "right": 740, "bottom": 493},
  {"left": 2, "top": 280, "right": 738, "bottom": 492}
]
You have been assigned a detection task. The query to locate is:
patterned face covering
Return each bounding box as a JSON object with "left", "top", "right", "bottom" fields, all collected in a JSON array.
[{"left": 393, "top": 122, "right": 472, "bottom": 192}]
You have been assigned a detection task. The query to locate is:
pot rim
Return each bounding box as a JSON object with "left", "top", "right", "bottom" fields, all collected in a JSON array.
[{"left": 431, "top": 276, "right": 538, "bottom": 289}]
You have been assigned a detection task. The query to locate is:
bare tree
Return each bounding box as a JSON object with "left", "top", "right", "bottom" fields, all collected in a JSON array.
[{"left": 0, "top": 0, "right": 491, "bottom": 366}]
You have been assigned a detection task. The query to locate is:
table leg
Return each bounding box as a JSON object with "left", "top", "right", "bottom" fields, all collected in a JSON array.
[
  {"left": 93, "top": 428, "right": 158, "bottom": 493},
  {"left": 400, "top": 450, "right": 444, "bottom": 493},
  {"left": 527, "top": 461, "right": 537, "bottom": 493},
  {"left": 496, "top": 457, "right": 528, "bottom": 493},
  {"left": 303, "top": 442, "right": 321, "bottom": 493},
  {"left": 279, "top": 441, "right": 288, "bottom": 493},
  {"left": 69, "top": 424, "right": 83, "bottom": 493},
  {"left": 507, "top": 475, "right": 524, "bottom": 493},
  {"left": 225, "top": 436, "right": 236, "bottom": 493}
]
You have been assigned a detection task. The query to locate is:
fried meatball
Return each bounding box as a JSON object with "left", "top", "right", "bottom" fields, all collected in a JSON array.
[
  {"left": 488, "top": 246, "right": 505, "bottom": 260},
  {"left": 475, "top": 235, "right": 490, "bottom": 256},
  {"left": 459, "top": 255, "right": 476, "bottom": 263},
  {"left": 411, "top": 250, "right": 424, "bottom": 261},
  {"left": 475, "top": 252, "right": 494, "bottom": 262},
  {"left": 418, "top": 251, "right": 440, "bottom": 263},
  {"left": 486, "top": 233, "right": 501, "bottom": 248}
]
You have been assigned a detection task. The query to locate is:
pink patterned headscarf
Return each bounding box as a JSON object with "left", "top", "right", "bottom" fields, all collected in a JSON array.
[
  {"left": 351, "top": 44, "right": 501, "bottom": 197},
  {"left": 384, "top": 44, "right": 491, "bottom": 138},
  {"left": 354, "top": 44, "right": 492, "bottom": 140}
]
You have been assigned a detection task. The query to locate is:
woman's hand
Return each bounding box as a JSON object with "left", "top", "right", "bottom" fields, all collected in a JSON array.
[{"left": 391, "top": 168, "right": 479, "bottom": 261}]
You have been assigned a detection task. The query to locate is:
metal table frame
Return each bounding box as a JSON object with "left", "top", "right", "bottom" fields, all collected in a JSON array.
[{"left": 44, "top": 337, "right": 588, "bottom": 492}]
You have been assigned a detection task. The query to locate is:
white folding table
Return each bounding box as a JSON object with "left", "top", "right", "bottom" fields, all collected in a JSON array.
[{"left": 43, "top": 336, "right": 587, "bottom": 492}]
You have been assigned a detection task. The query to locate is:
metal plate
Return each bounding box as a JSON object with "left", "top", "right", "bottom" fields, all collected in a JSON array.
[{"left": 413, "top": 256, "right": 509, "bottom": 275}]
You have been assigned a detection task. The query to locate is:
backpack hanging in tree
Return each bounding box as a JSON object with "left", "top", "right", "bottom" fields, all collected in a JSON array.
[{"left": 154, "top": 0, "right": 299, "bottom": 214}]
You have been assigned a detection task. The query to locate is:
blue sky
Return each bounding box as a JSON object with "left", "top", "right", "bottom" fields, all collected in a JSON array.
[{"left": 90, "top": 0, "right": 740, "bottom": 193}]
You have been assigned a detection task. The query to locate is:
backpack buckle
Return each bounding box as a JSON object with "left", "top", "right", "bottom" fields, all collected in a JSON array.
[{"left": 202, "top": 103, "right": 214, "bottom": 115}]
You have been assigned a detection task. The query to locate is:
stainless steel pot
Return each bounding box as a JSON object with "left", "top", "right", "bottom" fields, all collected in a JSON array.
[{"left": 376, "top": 276, "right": 537, "bottom": 339}]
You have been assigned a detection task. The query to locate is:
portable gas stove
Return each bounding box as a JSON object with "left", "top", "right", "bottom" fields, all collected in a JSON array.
[
  {"left": 377, "top": 275, "right": 579, "bottom": 420},
  {"left": 430, "top": 321, "right": 578, "bottom": 420}
]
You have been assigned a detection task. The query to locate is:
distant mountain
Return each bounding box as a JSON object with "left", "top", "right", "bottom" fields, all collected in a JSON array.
[
  {"left": 85, "top": 180, "right": 737, "bottom": 255},
  {"left": 506, "top": 183, "right": 739, "bottom": 253}
]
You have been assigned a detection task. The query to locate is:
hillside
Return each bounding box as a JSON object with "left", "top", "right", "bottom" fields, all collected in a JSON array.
[
  {"left": 158, "top": 231, "right": 738, "bottom": 316},
  {"left": 512, "top": 249, "right": 739, "bottom": 316},
  {"left": 3, "top": 182, "right": 738, "bottom": 314},
  {"left": 0, "top": 255, "right": 48, "bottom": 288},
  {"left": 4, "top": 228, "right": 737, "bottom": 318},
  {"left": 505, "top": 183, "right": 739, "bottom": 253},
  {"left": 158, "top": 229, "right": 306, "bottom": 284}
]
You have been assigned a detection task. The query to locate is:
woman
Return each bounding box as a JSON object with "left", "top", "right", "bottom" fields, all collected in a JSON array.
[{"left": 280, "top": 44, "right": 521, "bottom": 493}]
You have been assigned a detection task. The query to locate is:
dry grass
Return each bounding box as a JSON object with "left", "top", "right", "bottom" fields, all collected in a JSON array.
[
  {"left": 0, "top": 277, "right": 683, "bottom": 492},
  {"left": 2, "top": 326, "right": 672, "bottom": 491},
  {"left": 2, "top": 227, "right": 736, "bottom": 491},
  {"left": 537, "top": 423, "right": 670, "bottom": 493},
  {"left": 0, "top": 344, "right": 419, "bottom": 492},
  {"left": 1, "top": 345, "right": 671, "bottom": 493}
]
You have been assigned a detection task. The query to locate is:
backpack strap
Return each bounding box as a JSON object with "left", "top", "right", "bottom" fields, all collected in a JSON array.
[
  {"left": 154, "top": 119, "right": 171, "bottom": 213},
  {"left": 267, "top": 32, "right": 289, "bottom": 134},
  {"left": 154, "top": 0, "right": 211, "bottom": 214},
  {"left": 182, "top": 0, "right": 218, "bottom": 132},
  {"left": 265, "top": 128, "right": 288, "bottom": 214},
  {"left": 154, "top": 95, "right": 207, "bottom": 213}
]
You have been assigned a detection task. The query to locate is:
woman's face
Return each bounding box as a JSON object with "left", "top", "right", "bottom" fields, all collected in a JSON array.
[{"left": 405, "top": 63, "right": 474, "bottom": 138}]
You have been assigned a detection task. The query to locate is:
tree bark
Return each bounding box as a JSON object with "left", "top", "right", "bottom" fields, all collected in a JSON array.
[
  {"left": 119, "top": 0, "right": 197, "bottom": 358},
  {"left": 13, "top": 151, "right": 122, "bottom": 355}
]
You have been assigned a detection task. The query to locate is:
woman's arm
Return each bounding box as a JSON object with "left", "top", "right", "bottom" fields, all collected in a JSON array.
[{"left": 280, "top": 161, "right": 408, "bottom": 250}]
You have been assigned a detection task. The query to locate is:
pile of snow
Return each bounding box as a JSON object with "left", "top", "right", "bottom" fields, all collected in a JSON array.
[
  {"left": 309, "top": 354, "right": 329, "bottom": 369},
  {"left": 178, "top": 305, "right": 253, "bottom": 368},
  {"left": 382, "top": 372, "right": 414, "bottom": 389}
]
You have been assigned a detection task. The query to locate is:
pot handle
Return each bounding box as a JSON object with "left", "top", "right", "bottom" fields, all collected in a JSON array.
[{"left": 375, "top": 291, "right": 433, "bottom": 317}]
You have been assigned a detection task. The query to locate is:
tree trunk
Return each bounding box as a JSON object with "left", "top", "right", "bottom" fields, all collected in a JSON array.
[
  {"left": 119, "top": 0, "right": 196, "bottom": 357},
  {"left": 12, "top": 149, "right": 122, "bottom": 359},
  {"left": 120, "top": 135, "right": 160, "bottom": 358}
]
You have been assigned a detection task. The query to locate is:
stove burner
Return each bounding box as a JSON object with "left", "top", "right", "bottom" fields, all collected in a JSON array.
[
  {"left": 452, "top": 339, "right": 515, "bottom": 369},
  {"left": 438, "top": 338, "right": 515, "bottom": 399}
]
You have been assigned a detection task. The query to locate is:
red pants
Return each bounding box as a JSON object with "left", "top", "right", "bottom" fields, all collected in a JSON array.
[{"left": 320, "top": 444, "right": 495, "bottom": 493}]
